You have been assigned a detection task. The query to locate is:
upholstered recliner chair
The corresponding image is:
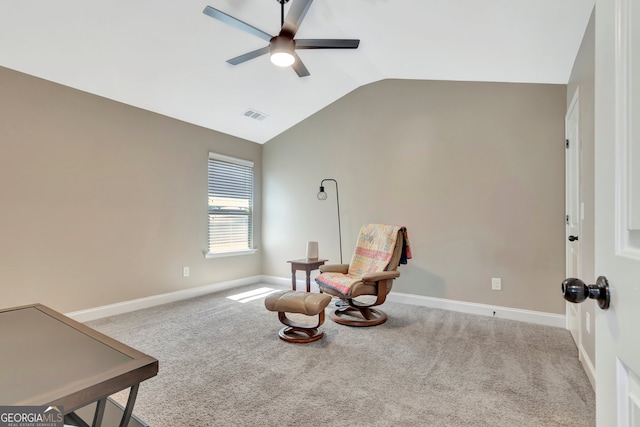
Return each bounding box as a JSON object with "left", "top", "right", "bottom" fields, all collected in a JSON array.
[{"left": 315, "top": 224, "right": 408, "bottom": 327}]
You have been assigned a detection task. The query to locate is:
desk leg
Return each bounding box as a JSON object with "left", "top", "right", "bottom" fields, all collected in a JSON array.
[
  {"left": 305, "top": 268, "right": 312, "bottom": 292},
  {"left": 291, "top": 268, "right": 297, "bottom": 291},
  {"left": 91, "top": 397, "right": 107, "bottom": 427},
  {"left": 119, "top": 383, "right": 140, "bottom": 427},
  {"left": 64, "top": 413, "right": 89, "bottom": 427}
]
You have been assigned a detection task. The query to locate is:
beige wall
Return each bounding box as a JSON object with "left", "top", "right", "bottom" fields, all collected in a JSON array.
[
  {"left": 0, "top": 66, "right": 262, "bottom": 313},
  {"left": 567, "top": 9, "right": 596, "bottom": 365},
  {"left": 263, "top": 79, "right": 567, "bottom": 314},
  {"left": 0, "top": 66, "right": 569, "bottom": 316}
]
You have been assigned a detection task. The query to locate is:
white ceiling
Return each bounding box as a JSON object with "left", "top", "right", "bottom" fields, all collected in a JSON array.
[{"left": 0, "top": 0, "right": 594, "bottom": 144}]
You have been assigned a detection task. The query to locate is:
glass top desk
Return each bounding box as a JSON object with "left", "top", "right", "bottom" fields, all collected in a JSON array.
[{"left": 0, "top": 304, "right": 158, "bottom": 427}]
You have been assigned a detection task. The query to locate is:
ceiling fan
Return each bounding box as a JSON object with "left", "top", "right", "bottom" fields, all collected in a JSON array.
[{"left": 203, "top": 0, "right": 360, "bottom": 77}]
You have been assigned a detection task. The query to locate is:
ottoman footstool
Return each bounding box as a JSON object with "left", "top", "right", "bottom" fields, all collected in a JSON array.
[{"left": 264, "top": 290, "right": 332, "bottom": 343}]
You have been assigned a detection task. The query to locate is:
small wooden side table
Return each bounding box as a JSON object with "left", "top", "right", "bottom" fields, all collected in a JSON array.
[{"left": 287, "top": 258, "right": 328, "bottom": 292}]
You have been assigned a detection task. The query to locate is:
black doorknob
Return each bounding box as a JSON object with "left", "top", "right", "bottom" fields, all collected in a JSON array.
[
  {"left": 568, "top": 235, "right": 579, "bottom": 242},
  {"left": 561, "top": 276, "right": 610, "bottom": 310}
]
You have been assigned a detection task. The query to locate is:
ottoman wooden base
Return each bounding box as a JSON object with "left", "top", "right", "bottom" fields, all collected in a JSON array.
[{"left": 264, "top": 290, "right": 331, "bottom": 343}]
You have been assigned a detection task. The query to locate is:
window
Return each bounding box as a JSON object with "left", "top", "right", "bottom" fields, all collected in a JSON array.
[{"left": 207, "top": 153, "right": 255, "bottom": 256}]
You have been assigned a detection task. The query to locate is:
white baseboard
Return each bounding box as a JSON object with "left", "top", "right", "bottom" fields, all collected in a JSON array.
[
  {"left": 66, "top": 275, "right": 565, "bottom": 329},
  {"left": 65, "top": 276, "right": 262, "bottom": 322},
  {"left": 261, "top": 275, "right": 291, "bottom": 287},
  {"left": 264, "top": 275, "right": 565, "bottom": 327},
  {"left": 387, "top": 291, "right": 566, "bottom": 328},
  {"left": 579, "top": 343, "right": 596, "bottom": 391}
]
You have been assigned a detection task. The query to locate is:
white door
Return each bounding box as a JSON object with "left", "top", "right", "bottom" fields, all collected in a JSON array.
[
  {"left": 566, "top": 89, "right": 581, "bottom": 347},
  {"left": 595, "top": 0, "right": 640, "bottom": 425}
]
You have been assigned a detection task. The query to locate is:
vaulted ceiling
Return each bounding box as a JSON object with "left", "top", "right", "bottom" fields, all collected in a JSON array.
[{"left": 0, "top": 0, "right": 594, "bottom": 144}]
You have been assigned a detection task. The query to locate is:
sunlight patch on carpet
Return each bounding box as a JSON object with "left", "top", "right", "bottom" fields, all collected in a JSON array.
[{"left": 226, "top": 287, "right": 276, "bottom": 303}]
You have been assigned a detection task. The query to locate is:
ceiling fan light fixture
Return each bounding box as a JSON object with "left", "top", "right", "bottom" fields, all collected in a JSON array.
[
  {"left": 270, "top": 36, "right": 296, "bottom": 67},
  {"left": 203, "top": 2, "right": 360, "bottom": 77},
  {"left": 271, "top": 52, "right": 295, "bottom": 67}
]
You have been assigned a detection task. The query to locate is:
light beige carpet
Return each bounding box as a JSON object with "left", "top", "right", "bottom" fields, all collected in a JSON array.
[{"left": 87, "top": 284, "right": 595, "bottom": 427}]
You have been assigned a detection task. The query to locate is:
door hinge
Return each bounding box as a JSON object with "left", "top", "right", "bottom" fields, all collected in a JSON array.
[
  {"left": 566, "top": 214, "right": 570, "bottom": 225},
  {"left": 566, "top": 139, "right": 570, "bottom": 149}
]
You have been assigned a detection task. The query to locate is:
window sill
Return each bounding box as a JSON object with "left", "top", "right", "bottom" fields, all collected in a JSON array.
[{"left": 204, "top": 249, "right": 258, "bottom": 259}]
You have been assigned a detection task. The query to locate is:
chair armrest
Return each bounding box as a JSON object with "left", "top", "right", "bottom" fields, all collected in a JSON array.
[
  {"left": 362, "top": 271, "right": 400, "bottom": 282},
  {"left": 319, "top": 264, "right": 349, "bottom": 274}
]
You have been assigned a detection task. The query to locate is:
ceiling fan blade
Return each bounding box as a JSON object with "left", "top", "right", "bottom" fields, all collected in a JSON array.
[
  {"left": 295, "top": 39, "right": 360, "bottom": 49},
  {"left": 291, "top": 52, "right": 310, "bottom": 77},
  {"left": 226, "top": 46, "right": 271, "bottom": 65},
  {"left": 281, "top": 0, "right": 313, "bottom": 37},
  {"left": 203, "top": 6, "right": 273, "bottom": 42}
]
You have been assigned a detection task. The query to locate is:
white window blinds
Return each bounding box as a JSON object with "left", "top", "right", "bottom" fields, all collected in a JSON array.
[{"left": 208, "top": 153, "right": 254, "bottom": 254}]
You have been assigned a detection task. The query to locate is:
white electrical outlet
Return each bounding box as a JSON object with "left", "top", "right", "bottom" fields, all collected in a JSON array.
[
  {"left": 491, "top": 277, "right": 502, "bottom": 291},
  {"left": 183, "top": 266, "right": 190, "bottom": 277},
  {"left": 586, "top": 311, "right": 590, "bottom": 334}
]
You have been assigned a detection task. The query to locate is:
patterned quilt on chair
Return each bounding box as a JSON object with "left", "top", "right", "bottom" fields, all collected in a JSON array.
[{"left": 316, "top": 224, "right": 402, "bottom": 296}]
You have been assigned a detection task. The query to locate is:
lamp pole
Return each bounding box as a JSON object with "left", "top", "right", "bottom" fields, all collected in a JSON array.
[{"left": 317, "top": 178, "right": 343, "bottom": 264}]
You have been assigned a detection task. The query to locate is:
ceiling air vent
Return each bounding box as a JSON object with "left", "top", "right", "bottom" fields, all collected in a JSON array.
[{"left": 243, "top": 109, "right": 268, "bottom": 121}]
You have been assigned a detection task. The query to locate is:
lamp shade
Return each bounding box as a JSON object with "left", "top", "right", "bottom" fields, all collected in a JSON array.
[{"left": 317, "top": 186, "right": 327, "bottom": 200}]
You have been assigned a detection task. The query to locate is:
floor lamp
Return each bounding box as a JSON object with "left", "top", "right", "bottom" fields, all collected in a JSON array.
[{"left": 317, "top": 178, "right": 343, "bottom": 264}]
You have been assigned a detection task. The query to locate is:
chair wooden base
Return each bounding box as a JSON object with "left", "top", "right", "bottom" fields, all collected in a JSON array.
[
  {"left": 278, "top": 325, "right": 324, "bottom": 343},
  {"left": 277, "top": 311, "right": 325, "bottom": 343},
  {"left": 330, "top": 305, "right": 388, "bottom": 327}
]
